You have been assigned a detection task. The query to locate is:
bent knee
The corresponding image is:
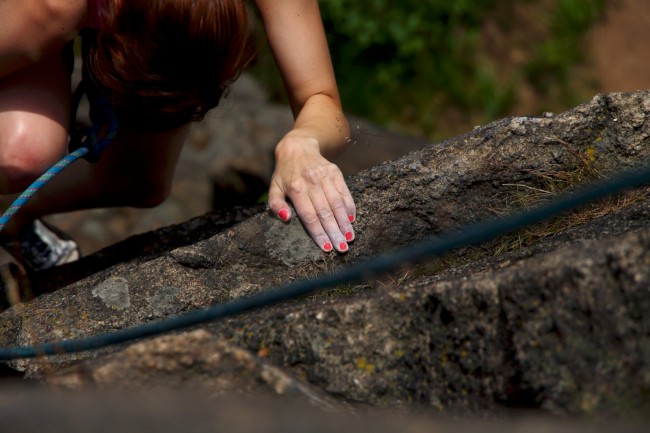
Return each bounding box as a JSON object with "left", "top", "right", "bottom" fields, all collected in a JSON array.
[{"left": 0, "top": 120, "right": 68, "bottom": 192}]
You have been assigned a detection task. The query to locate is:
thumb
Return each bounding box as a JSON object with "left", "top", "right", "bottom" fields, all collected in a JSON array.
[{"left": 268, "top": 182, "right": 292, "bottom": 222}]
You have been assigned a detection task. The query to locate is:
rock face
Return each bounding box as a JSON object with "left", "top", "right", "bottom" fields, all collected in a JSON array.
[
  {"left": 47, "top": 329, "right": 343, "bottom": 412},
  {"left": 1, "top": 91, "right": 650, "bottom": 422}
]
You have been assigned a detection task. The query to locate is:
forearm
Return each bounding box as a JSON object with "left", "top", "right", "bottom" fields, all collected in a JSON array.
[
  {"left": 256, "top": 0, "right": 356, "bottom": 253},
  {"left": 277, "top": 94, "right": 350, "bottom": 161},
  {"left": 257, "top": 0, "right": 348, "bottom": 160}
]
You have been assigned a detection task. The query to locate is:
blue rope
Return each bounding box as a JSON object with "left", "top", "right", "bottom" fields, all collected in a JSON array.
[
  {"left": 0, "top": 148, "right": 89, "bottom": 232},
  {"left": 1, "top": 162, "right": 649, "bottom": 360}
]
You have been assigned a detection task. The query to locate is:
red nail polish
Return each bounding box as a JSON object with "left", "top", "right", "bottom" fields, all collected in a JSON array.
[
  {"left": 278, "top": 209, "right": 289, "bottom": 222},
  {"left": 323, "top": 242, "right": 333, "bottom": 252},
  {"left": 339, "top": 242, "right": 348, "bottom": 251},
  {"left": 348, "top": 214, "right": 355, "bottom": 223},
  {"left": 345, "top": 231, "right": 353, "bottom": 241}
]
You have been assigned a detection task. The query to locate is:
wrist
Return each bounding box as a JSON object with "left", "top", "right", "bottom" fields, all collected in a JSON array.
[{"left": 274, "top": 134, "right": 321, "bottom": 161}]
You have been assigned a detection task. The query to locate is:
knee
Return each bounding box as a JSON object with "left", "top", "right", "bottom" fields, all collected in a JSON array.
[{"left": 0, "top": 121, "right": 67, "bottom": 193}]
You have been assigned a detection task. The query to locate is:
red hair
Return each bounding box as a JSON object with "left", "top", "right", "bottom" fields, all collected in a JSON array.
[{"left": 84, "top": 0, "right": 256, "bottom": 130}]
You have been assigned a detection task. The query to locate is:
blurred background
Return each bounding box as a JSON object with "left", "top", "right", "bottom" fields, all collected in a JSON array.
[
  {"left": 4, "top": 0, "right": 649, "bottom": 263},
  {"left": 253, "top": 0, "right": 649, "bottom": 140}
]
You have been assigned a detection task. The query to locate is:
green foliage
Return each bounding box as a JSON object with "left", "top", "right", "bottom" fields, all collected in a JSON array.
[
  {"left": 250, "top": 0, "right": 606, "bottom": 139},
  {"left": 526, "top": 0, "right": 606, "bottom": 100},
  {"left": 320, "top": 0, "right": 508, "bottom": 136},
  {"left": 319, "top": 0, "right": 606, "bottom": 137}
]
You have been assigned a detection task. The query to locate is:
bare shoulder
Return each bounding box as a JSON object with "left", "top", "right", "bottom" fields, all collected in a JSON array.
[{"left": 0, "top": 0, "right": 86, "bottom": 77}]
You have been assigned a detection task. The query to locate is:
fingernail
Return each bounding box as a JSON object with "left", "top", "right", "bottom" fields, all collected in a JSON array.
[
  {"left": 348, "top": 214, "right": 355, "bottom": 223},
  {"left": 278, "top": 209, "right": 289, "bottom": 222},
  {"left": 345, "top": 231, "right": 354, "bottom": 241},
  {"left": 339, "top": 242, "right": 348, "bottom": 252},
  {"left": 323, "top": 242, "right": 333, "bottom": 252}
]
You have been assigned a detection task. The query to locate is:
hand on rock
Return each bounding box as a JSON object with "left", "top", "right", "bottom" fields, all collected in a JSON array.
[{"left": 268, "top": 136, "right": 355, "bottom": 253}]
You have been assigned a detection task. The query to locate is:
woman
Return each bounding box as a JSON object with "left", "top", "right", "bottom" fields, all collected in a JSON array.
[{"left": 0, "top": 0, "right": 356, "bottom": 270}]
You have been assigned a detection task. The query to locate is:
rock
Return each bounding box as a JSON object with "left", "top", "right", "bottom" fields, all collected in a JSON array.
[
  {"left": 48, "top": 329, "right": 342, "bottom": 412},
  {"left": 206, "top": 226, "right": 650, "bottom": 416},
  {"left": 1, "top": 91, "right": 650, "bottom": 420}
]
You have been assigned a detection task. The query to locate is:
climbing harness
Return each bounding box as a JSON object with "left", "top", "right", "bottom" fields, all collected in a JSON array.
[
  {"left": 69, "top": 80, "right": 120, "bottom": 162},
  {"left": 0, "top": 81, "right": 119, "bottom": 232}
]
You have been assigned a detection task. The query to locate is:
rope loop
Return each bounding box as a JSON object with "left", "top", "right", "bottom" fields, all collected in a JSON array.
[{"left": 69, "top": 81, "right": 119, "bottom": 163}]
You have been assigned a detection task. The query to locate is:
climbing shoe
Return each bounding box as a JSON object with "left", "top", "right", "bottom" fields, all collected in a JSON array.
[{"left": 1, "top": 219, "right": 80, "bottom": 271}]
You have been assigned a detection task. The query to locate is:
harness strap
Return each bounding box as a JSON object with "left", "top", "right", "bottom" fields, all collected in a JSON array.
[{"left": 69, "top": 80, "right": 119, "bottom": 163}]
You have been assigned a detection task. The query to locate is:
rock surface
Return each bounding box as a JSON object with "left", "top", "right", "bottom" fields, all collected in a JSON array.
[
  {"left": 48, "top": 329, "right": 343, "bottom": 412},
  {"left": 1, "top": 91, "right": 650, "bottom": 424}
]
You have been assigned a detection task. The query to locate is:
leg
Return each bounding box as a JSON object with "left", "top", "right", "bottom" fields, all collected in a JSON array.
[
  {"left": 0, "top": 49, "right": 190, "bottom": 270},
  {"left": 0, "top": 41, "right": 188, "bottom": 226},
  {"left": 0, "top": 49, "right": 71, "bottom": 193},
  {"left": 0, "top": 124, "right": 190, "bottom": 234},
  {"left": 0, "top": 123, "right": 189, "bottom": 271}
]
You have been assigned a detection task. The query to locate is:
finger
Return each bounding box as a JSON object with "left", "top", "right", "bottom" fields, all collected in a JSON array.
[
  {"left": 291, "top": 190, "right": 335, "bottom": 252},
  {"left": 307, "top": 187, "right": 349, "bottom": 253},
  {"left": 323, "top": 180, "right": 355, "bottom": 242},
  {"left": 267, "top": 181, "right": 292, "bottom": 222},
  {"left": 333, "top": 174, "right": 357, "bottom": 223}
]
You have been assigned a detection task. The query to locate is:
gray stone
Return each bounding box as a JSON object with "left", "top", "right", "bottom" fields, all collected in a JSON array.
[
  {"left": 265, "top": 217, "right": 323, "bottom": 266},
  {"left": 91, "top": 277, "right": 130, "bottom": 311},
  {"left": 150, "top": 286, "right": 182, "bottom": 318}
]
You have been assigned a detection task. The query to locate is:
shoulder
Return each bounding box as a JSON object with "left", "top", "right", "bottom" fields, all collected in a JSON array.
[
  {"left": 0, "top": 0, "right": 86, "bottom": 76},
  {"left": 30, "top": 0, "right": 87, "bottom": 33},
  {"left": 2, "top": 0, "right": 87, "bottom": 40}
]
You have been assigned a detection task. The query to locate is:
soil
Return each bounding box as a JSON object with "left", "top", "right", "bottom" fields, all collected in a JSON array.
[{"left": 587, "top": 0, "right": 650, "bottom": 94}]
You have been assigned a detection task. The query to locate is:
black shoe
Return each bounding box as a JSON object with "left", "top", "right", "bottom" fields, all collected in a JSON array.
[{"left": 2, "top": 219, "right": 80, "bottom": 271}]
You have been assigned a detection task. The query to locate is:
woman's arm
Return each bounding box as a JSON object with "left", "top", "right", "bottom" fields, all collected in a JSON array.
[
  {"left": 0, "top": 0, "right": 85, "bottom": 78},
  {"left": 255, "top": 0, "right": 356, "bottom": 253}
]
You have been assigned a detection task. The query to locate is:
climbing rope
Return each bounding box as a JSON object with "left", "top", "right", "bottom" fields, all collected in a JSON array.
[
  {"left": 0, "top": 82, "right": 118, "bottom": 232},
  {"left": 1, "top": 162, "right": 649, "bottom": 360},
  {"left": 0, "top": 148, "right": 90, "bottom": 232}
]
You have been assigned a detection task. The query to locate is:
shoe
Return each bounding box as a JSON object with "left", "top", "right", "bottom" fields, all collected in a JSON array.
[{"left": 1, "top": 219, "right": 80, "bottom": 271}]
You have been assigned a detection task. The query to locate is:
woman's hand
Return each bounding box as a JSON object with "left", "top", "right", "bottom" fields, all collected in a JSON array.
[{"left": 269, "top": 134, "right": 355, "bottom": 253}]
